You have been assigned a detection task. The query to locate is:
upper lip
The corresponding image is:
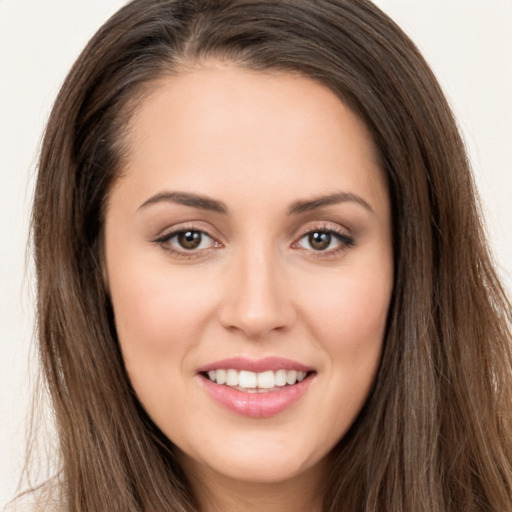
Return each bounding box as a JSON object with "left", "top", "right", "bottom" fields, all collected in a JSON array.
[{"left": 197, "top": 356, "right": 314, "bottom": 374}]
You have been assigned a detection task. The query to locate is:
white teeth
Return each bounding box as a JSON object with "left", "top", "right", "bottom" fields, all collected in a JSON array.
[
  {"left": 226, "top": 369, "right": 238, "bottom": 386},
  {"left": 216, "top": 369, "right": 226, "bottom": 385},
  {"left": 238, "top": 370, "right": 257, "bottom": 388},
  {"left": 257, "top": 370, "right": 275, "bottom": 389},
  {"left": 286, "top": 370, "right": 297, "bottom": 385},
  {"left": 275, "top": 369, "right": 287, "bottom": 387},
  {"left": 205, "top": 368, "right": 309, "bottom": 390}
]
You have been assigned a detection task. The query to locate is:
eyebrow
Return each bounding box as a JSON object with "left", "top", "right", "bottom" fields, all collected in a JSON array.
[
  {"left": 138, "top": 191, "right": 228, "bottom": 214},
  {"left": 138, "top": 190, "right": 374, "bottom": 216},
  {"left": 287, "top": 192, "right": 374, "bottom": 215}
]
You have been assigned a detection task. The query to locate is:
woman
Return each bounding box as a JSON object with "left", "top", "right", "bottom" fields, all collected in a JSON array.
[{"left": 12, "top": 0, "right": 512, "bottom": 510}]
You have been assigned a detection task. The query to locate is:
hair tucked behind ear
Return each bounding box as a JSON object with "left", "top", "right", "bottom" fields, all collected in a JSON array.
[{"left": 27, "top": 1, "right": 512, "bottom": 510}]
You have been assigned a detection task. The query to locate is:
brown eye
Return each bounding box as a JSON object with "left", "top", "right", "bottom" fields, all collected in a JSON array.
[
  {"left": 155, "top": 228, "right": 220, "bottom": 256},
  {"left": 177, "top": 230, "right": 203, "bottom": 250},
  {"left": 295, "top": 228, "right": 354, "bottom": 255},
  {"left": 308, "top": 231, "right": 331, "bottom": 251}
]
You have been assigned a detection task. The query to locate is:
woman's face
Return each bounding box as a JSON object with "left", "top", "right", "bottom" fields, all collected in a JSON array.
[{"left": 104, "top": 64, "right": 393, "bottom": 488}]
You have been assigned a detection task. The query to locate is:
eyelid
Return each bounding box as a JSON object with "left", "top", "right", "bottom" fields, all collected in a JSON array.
[
  {"left": 153, "top": 220, "right": 223, "bottom": 243},
  {"left": 294, "top": 221, "right": 352, "bottom": 240},
  {"left": 152, "top": 220, "right": 354, "bottom": 260},
  {"left": 292, "top": 221, "right": 355, "bottom": 256},
  {"left": 153, "top": 222, "right": 223, "bottom": 258}
]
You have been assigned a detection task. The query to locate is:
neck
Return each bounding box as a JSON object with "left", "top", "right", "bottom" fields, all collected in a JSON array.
[{"left": 184, "top": 459, "right": 327, "bottom": 512}]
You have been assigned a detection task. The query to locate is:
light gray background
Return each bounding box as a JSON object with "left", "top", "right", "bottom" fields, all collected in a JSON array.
[{"left": 1, "top": 0, "right": 511, "bottom": 505}]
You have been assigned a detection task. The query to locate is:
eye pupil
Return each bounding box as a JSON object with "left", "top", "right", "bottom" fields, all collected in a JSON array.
[
  {"left": 309, "top": 231, "right": 331, "bottom": 250},
  {"left": 178, "top": 231, "right": 202, "bottom": 250}
]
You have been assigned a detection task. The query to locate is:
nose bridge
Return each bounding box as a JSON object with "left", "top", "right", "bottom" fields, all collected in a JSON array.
[{"left": 219, "top": 241, "right": 294, "bottom": 338}]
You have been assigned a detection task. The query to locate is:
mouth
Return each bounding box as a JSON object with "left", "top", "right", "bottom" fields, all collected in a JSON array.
[
  {"left": 201, "top": 368, "right": 311, "bottom": 393},
  {"left": 197, "top": 357, "right": 316, "bottom": 417}
]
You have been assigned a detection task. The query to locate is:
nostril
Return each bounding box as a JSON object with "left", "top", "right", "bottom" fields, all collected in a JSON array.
[{"left": 218, "top": 300, "right": 296, "bottom": 339}]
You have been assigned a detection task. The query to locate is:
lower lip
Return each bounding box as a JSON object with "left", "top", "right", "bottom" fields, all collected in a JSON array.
[{"left": 200, "top": 374, "right": 314, "bottom": 418}]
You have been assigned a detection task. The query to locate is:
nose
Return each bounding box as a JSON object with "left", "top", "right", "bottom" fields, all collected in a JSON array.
[{"left": 218, "top": 247, "right": 296, "bottom": 339}]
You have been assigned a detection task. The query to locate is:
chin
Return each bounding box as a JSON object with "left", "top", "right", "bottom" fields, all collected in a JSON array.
[{"left": 178, "top": 430, "right": 328, "bottom": 485}]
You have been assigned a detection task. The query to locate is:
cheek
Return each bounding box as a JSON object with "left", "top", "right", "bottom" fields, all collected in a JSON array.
[
  {"left": 107, "top": 262, "right": 222, "bottom": 429},
  {"left": 300, "top": 265, "right": 392, "bottom": 355},
  {"left": 297, "top": 258, "right": 392, "bottom": 424},
  {"left": 108, "top": 260, "right": 217, "bottom": 376}
]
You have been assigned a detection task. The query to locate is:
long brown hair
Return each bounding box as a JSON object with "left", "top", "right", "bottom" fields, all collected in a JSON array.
[{"left": 29, "top": 0, "right": 512, "bottom": 510}]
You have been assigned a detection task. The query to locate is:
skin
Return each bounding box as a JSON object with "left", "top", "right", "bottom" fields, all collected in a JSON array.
[{"left": 104, "top": 62, "right": 394, "bottom": 512}]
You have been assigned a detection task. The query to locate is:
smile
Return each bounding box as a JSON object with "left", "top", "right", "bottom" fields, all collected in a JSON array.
[
  {"left": 204, "top": 369, "right": 308, "bottom": 392},
  {"left": 198, "top": 357, "right": 316, "bottom": 417}
]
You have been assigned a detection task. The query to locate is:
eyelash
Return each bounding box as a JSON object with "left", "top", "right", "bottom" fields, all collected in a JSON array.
[
  {"left": 154, "top": 223, "right": 355, "bottom": 260},
  {"left": 154, "top": 224, "right": 221, "bottom": 259},
  {"left": 293, "top": 223, "right": 355, "bottom": 258}
]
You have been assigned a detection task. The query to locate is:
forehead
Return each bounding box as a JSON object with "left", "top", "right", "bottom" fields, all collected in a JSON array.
[{"left": 114, "top": 63, "right": 388, "bottom": 216}]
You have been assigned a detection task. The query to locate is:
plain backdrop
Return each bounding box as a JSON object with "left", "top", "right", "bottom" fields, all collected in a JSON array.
[{"left": 1, "top": 0, "right": 511, "bottom": 505}]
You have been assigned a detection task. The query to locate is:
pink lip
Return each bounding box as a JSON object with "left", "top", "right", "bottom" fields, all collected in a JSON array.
[
  {"left": 197, "top": 357, "right": 315, "bottom": 418},
  {"left": 200, "top": 374, "right": 314, "bottom": 418},
  {"left": 197, "top": 356, "right": 314, "bottom": 373}
]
